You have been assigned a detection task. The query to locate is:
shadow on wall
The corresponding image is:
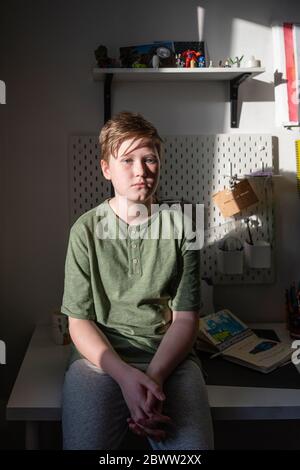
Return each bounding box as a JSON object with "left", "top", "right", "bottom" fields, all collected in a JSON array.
[{"left": 238, "top": 78, "right": 275, "bottom": 127}]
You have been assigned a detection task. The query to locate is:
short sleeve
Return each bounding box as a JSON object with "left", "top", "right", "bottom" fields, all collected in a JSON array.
[
  {"left": 168, "top": 235, "right": 201, "bottom": 313},
  {"left": 61, "top": 226, "right": 96, "bottom": 320}
]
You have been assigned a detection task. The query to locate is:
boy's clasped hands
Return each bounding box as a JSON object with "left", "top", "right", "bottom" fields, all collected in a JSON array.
[{"left": 119, "top": 366, "right": 172, "bottom": 442}]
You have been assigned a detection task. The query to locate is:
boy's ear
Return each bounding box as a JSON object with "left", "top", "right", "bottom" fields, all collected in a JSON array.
[{"left": 100, "top": 158, "right": 111, "bottom": 180}]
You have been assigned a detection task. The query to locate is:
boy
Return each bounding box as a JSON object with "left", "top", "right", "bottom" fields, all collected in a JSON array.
[{"left": 61, "top": 111, "right": 214, "bottom": 450}]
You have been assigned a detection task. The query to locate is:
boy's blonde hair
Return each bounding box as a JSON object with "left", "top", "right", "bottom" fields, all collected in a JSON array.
[{"left": 99, "top": 111, "right": 163, "bottom": 162}]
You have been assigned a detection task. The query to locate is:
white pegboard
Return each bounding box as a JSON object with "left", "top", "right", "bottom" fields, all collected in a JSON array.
[
  {"left": 69, "top": 134, "right": 275, "bottom": 284},
  {"left": 69, "top": 136, "right": 111, "bottom": 221}
]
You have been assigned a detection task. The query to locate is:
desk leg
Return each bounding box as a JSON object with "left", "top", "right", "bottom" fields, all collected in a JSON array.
[{"left": 25, "top": 421, "right": 40, "bottom": 450}]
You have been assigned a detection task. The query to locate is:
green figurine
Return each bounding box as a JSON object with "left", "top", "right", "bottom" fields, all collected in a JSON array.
[{"left": 229, "top": 55, "right": 244, "bottom": 67}]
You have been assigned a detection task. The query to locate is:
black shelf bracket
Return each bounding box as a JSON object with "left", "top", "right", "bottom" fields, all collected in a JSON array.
[
  {"left": 104, "top": 73, "right": 113, "bottom": 123},
  {"left": 103, "top": 73, "right": 115, "bottom": 197},
  {"left": 230, "top": 73, "right": 251, "bottom": 128}
]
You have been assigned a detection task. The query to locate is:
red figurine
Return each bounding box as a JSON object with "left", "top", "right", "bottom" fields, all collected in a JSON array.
[{"left": 182, "top": 49, "right": 201, "bottom": 68}]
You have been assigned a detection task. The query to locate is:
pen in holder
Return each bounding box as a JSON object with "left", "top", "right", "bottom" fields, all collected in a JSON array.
[
  {"left": 244, "top": 240, "right": 271, "bottom": 269},
  {"left": 285, "top": 282, "right": 300, "bottom": 338},
  {"left": 217, "top": 236, "right": 244, "bottom": 275},
  {"left": 51, "top": 310, "right": 71, "bottom": 345}
]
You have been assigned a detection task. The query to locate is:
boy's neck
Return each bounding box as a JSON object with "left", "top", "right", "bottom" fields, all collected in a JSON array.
[{"left": 108, "top": 195, "right": 154, "bottom": 226}]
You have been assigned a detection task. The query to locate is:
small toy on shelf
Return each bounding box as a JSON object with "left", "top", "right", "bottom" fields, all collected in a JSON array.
[
  {"left": 190, "top": 56, "right": 197, "bottom": 68},
  {"left": 197, "top": 52, "right": 206, "bottom": 67},
  {"left": 182, "top": 49, "right": 201, "bottom": 68},
  {"left": 245, "top": 55, "right": 262, "bottom": 67},
  {"left": 229, "top": 55, "right": 244, "bottom": 67},
  {"left": 175, "top": 53, "right": 185, "bottom": 67},
  {"left": 94, "top": 44, "right": 115, "bottom": 68},
  {"left": 152, "top": 53, "right": 160, "bottom": 68},
  {"left": 132, "top": 55, "right": 148, "bottom": 68}
]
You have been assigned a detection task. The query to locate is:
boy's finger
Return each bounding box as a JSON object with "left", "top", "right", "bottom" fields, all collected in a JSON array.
[
  {"left": 144, "top": 399, "right": 152, "bottom": 414},
  {"left": 145, "top": 412, "right": 172, "bottom": 423},
  {"left": 145, "top": 394, "right": 155, "bottom": 411},
  {"left": 143, "top": 378, "right": 165, "bottom": 401},
  {"left": 140, "top": 414, "right": 171, "bottom": 428}
]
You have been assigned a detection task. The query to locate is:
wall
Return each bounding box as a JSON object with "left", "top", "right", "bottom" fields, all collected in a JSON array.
[{"left": 1, "top": 0, "right": 300, "bottom": 398}]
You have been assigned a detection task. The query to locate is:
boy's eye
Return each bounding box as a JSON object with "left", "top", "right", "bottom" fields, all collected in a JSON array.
[{"left": 121, "top": 157, "right": 157, "bottom": 164}]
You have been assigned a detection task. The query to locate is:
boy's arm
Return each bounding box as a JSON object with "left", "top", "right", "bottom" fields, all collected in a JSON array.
[
  {"left": 68, "top": 317, "right": 130, "bottom": 383},
  {"left": 69, "top": 317, "right": 168, "bottom": 434},
  {"left": 146, "top": 311, "right": 199, "bottom": 384}
]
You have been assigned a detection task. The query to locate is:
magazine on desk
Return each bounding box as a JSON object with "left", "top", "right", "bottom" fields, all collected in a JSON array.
[{"left": 196, "top": 309, "right": 291, "bottom": 373}]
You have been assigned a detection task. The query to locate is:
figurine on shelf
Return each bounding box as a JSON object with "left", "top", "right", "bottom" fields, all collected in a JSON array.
[
  {"left": 182, "top": 49, "right": 200, "bottom": 68},
  {"left": 197, "top": 51, "right": 206, "bottom": 68},
  {"left": 94, "top": 45, "right": 114, "bottom": 68},
  {"left": 190, "top": 57, "right": 197, "bottom": 68},
  {"left": 245, "top": 56, "right": 262, "bottom": 68},
  {"left": 175, "top": 53, "right": 185, "bottom": 67},
  {"left": 132, "top": 54, "right": 148, "bottom": 68},
  {"left": 152, "top": 53, "right": 160, "bottom": 68},
  {"left": 224, "top": 58, "right": 231, "bottom": 68},
  {"left": 229, "top": 55, "right": 244, "bottom": 67}
]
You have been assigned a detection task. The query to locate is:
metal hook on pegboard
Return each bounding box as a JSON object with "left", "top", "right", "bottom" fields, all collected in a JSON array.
[{"left": 224, "top": 162, "right": 240, "bottom": 189}]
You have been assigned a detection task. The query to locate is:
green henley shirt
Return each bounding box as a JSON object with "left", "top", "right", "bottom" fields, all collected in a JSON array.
[{"left": 61, "top": 198, "right": 201, "bottom": 366}]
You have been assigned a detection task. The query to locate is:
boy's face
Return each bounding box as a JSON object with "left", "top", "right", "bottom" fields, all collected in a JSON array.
[{"left": 101, "top": 136, "right": 160, "bottom": 204}]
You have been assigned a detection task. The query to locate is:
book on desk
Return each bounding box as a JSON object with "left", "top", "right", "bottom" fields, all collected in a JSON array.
[{"left": 196, "top": 310, "right": 292, "bottom": 374}]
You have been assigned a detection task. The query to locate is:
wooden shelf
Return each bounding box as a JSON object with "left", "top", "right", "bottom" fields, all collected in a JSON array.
[{"left": 92, "top": 67, "right": 266, "bottom": 127}]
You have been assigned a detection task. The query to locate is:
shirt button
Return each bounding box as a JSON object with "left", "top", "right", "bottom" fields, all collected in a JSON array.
[
  {"left": 133, "top": 258, "right": 139, "bottom": 264},
  {"left": 132, "top": 243, "right": 137, "bottom": 248}
]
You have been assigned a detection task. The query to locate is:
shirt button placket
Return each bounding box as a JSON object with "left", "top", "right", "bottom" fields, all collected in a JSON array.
[{"left": 130, "top": 227, "right": 141, "bottom": 275}]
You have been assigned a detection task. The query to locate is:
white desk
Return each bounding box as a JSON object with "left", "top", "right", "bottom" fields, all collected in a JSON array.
[
  {"left": 6, "top": 323, "right": 300, "bottom": 449},
  {"left": 208, "top": 322, "right": 300, "bottom": 420}
]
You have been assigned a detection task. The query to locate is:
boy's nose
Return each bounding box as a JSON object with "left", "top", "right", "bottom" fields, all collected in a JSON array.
[{"left": 134, "top": 161, "right": 147, "bottom": 176}]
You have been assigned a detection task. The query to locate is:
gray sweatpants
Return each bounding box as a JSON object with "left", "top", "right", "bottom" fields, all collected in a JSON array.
[{"left": 62, "top": 358, "right": 214, "bottom": 450}]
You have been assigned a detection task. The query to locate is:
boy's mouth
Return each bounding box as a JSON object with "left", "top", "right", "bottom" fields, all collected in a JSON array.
[{"left": 132, "top": 182, "right": 148, "bottom": 188}]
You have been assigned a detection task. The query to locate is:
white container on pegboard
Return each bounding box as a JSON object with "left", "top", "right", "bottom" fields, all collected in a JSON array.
[
  {"left": 217, "top": 236, "right": 244, "bottom": 275},
  {"left": 217, "top": 249, "right": 244, "bottom": 274},
  {"left": 244, "top": 241, "right": 271, "bottom": 269}
]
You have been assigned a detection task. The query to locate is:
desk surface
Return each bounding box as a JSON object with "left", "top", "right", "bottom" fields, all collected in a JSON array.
[{"left": 6, "top": 323, "right": 300, "bottom": 421}]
